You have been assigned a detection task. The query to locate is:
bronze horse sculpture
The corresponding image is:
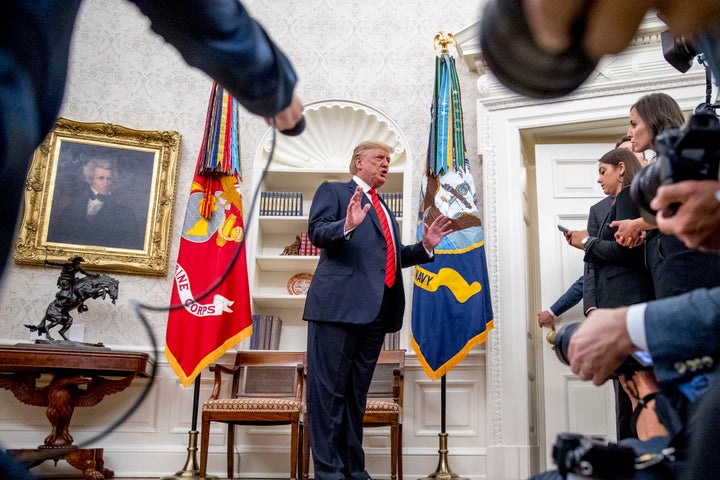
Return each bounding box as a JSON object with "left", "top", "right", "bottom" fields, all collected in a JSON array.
[{"left": 26, "top": 274, "right": 119, "bottom": 341}]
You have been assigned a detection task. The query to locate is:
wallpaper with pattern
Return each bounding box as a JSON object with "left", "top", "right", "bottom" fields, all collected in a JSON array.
[{"left": 0, "top": 0, "right": 483, "bottom": 347}]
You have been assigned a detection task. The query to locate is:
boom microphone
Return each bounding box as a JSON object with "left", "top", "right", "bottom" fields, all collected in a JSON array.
[{"left": 280, "top": 117, "right": 306, "bottom": 136}]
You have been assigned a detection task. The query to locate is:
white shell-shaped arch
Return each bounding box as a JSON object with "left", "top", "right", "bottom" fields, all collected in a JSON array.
[{"left": 255, "top": 98, "right": 410, "bottom": 171}]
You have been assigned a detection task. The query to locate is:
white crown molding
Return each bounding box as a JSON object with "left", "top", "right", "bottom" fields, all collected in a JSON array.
[{"left": 455, "top": 13, "right": 707, "bottom": 111}]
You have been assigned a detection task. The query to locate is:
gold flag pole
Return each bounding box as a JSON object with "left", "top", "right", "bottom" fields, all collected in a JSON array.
[{"left": 160, "top": 377, "right": 218, "bottom": 480}]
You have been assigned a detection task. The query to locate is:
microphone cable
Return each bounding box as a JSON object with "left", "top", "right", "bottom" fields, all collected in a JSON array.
[{"left": 74, "top": 123, "right": 280, "bottom": 451}]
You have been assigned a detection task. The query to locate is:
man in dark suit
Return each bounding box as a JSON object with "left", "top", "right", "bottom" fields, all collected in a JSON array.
[
  {"left": 303, "top": 140, "right": 451, "bottom": 480},
  {"left": 47, "top": 158, "right": 143, "bottom": 249}
]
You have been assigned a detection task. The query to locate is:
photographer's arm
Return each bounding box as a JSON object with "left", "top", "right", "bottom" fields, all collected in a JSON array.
[
  {"left": 574, "top": 287, "right": 720, "bottom": 386},
  {"left": 643, "top": 286, "right": 720, "bottom": 382},
  {"left": 129, "top": 0, "right": 303, "bottom": 129},
  {"left": 651, "top": 180, "right": 720, "bottom": 252}
]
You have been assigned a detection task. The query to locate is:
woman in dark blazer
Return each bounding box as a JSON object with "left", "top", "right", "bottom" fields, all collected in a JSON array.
[{"left": 579, "top": 148, "right": 652, "bottom": 309}]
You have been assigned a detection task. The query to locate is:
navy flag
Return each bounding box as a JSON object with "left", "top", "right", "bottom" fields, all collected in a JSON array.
[{"left": 411, "top": 46, "right": 494, "bottom": 381}]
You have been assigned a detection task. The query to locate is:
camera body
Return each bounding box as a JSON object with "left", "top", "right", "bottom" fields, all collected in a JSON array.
[
  {"left": 554, "top": 323, "right": 653, "bottom": 376},
  {"left": 553, "top": 433, "right": 636, "bottom": 479},
  {"left": 630, "top": 111, "right": 720, "bottom": 224}
]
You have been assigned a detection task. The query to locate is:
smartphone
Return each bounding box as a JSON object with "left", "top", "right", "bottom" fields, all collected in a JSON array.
[{"left": 557, "top": 224, "right": 569, "bottom": 233}]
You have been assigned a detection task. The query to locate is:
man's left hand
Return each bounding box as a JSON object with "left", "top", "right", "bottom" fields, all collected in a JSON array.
[{"left": 422, "top": 215, "right": 452, "bottom": 251}]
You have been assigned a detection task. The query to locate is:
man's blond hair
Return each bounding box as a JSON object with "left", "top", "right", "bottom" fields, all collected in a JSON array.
[{"left": 349, "top": 141, "right": 392, "bottom": 175}]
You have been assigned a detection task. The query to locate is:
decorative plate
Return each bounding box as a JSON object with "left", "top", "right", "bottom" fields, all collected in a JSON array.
[{"left": 287, "top": 273, "right": 313, "bottom": 295}]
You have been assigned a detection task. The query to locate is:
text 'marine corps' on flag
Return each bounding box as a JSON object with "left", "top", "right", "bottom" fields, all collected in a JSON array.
[
  {"left": 166, "top": 83, "right": 252, "bottom": 387},
  {"left": 411, "top": 52, "right": 494, "bottom": 381}
]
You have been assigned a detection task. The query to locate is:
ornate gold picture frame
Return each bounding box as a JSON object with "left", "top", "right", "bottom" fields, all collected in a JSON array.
[{"left": 14, "top": 118, "right": 181, "bottom": 275}]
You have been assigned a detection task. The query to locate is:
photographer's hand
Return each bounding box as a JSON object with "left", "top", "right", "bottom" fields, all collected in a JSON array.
[
  {"left": 523, "top": 0, "right": 650, "bottom": 61},
  {"left": 651, "top": 180, "right": 720, "bottom": 252},
  {"left": 267, "top": 92, "right": 304, "bottom": 133},
  {"left": 523, "top": 0, "right": 720, "bottom": 61},
  {"left": 567, "top": 307, "right": 635, "bottom": 385}
]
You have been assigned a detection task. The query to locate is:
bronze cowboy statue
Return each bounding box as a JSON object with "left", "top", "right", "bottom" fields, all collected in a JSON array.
[{"left": 25, "top": 256, "right": 119, "bottom": 341}]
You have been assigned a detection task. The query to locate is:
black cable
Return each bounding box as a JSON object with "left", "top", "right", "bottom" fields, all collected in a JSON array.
[{"left": 71, "top": 124, "right": 279, "bottom": 451}]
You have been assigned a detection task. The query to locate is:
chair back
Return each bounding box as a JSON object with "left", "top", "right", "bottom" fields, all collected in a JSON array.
[
  {"left": 233, "top": 351, "right": 305, "bottom": 402},
  {"left": 367, "top": 349, "right": 405, "bottom": 406}
]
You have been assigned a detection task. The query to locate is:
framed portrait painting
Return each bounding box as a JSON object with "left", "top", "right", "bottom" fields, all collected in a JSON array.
[{"left": 14, "top": 118, "right": 181, "bottom": 275}]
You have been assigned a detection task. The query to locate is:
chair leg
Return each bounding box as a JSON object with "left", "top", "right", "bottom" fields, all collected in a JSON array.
[
  {"left": 398, "top": 423, "right": 403, "bottom": 480},
  {"left": 298, "top": 422, "right": 304, "bottom": 480},
  {"left": 302, "top": 417, "right": 310, "bottom": 480},
  {"left": 200, "top": 413, "right": 211, "bottom": 479},
  {"left": 227, "top": 423, "right": 235, "bottom": 479},
  {"left": 291, "top": 419, "right": 299, "bottom": 480},
  {"left": 390, "top": 423, "right": 398, "bottom": 480}
]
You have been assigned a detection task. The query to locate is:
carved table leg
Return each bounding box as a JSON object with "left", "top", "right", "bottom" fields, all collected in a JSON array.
[
  {"left": 64, "top": 448, "right": 114, "bottom": 479},
  {"left": 7, "top": 447, "right": 113, "bottom": 479}
]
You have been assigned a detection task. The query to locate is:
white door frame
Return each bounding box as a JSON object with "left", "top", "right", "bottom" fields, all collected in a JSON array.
[{"left": 477, "top": 84, "right": 704, "bottom": 479}]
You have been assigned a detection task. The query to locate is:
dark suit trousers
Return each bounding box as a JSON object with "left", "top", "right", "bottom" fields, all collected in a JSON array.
[{"left": 306, "top": 313, "right": 388, "bottom": 480}]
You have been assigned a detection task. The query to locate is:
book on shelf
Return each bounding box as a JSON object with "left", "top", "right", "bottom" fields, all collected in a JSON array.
[
  {"left": 249, "top": 314, "right": 283, "bottom": 350},
  {"left": 382, "top": 331, "right": 400, "bottom": 350},
  {"left": 260, "top": 191, "right": 304, "bottom": 216},
  {"left": 379, "top": 192, "right": 403, "bottom": 218}
]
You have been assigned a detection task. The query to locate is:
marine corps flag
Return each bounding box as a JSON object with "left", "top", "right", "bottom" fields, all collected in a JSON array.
[
  {"left": 166, "top": 82, "right": 252, "bottom": 387},
  {"left": 411, "top": 37, "right": 494, "bottom": 381}
]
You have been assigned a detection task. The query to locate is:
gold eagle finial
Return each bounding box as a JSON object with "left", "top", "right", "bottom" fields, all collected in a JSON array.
[{"left": 433, "top": 32, "right": 457, "bottom": 55}]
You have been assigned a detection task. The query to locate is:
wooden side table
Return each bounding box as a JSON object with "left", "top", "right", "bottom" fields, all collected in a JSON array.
[{"left": 0, "top": 343, "right": 153, "bottom": 480}]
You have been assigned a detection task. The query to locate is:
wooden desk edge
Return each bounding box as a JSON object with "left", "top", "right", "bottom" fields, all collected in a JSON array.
[{"left": 0, "top": 345, "right": 155, "bottom": 377}]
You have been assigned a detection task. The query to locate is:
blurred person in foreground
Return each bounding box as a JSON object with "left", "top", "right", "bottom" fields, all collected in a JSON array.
[{"left": 0, "top": 0, "right": 305, "bottom": 282}]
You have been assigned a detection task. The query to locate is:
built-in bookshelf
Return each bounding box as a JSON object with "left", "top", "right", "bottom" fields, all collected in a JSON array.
[{"left": 245, "top": 99, "right": 414, "bottom": 351}]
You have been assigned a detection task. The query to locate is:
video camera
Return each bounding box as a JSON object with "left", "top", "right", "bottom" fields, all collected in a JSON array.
[
  {"left": 630, "top": 110, "right": 720, "bottom": 224},
  {"left": 552, "top": 433, "right": 636, "bottom": 479},
  {"left": 554, "top": 323, "right": 653, "bottom": 377}
]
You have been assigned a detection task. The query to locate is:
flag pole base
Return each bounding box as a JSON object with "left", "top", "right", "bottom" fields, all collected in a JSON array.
[
  {"left": 421, "top": 433, "right": 467, "bottom": 480},
  {"left": 159, "top": 430, "right": 218, "bottom": 480}
]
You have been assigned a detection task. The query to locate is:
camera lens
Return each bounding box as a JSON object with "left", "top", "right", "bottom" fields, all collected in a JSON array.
[
  {"left": 554, "top": 322, "right": 581, "bottom": 366},
  {"left": 479, "top": 0, "right": 597, "bottom": 99},
  {"left": 630, "top": 161, "right": 664, "bottom": 225}
]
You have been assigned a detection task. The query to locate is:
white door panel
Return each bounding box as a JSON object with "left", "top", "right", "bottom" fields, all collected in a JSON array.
[{"left": 535, "top": 144, "right": 618, "bottom": 468}]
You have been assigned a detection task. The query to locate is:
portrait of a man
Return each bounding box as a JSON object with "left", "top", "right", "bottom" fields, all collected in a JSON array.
[{"left": 46, "top": 142, "right": 154, "bottom": 250}]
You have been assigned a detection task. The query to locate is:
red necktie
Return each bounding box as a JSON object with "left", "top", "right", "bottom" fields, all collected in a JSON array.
[{"left": 369, "top": 189, "right": 396, "bottom": 287}]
